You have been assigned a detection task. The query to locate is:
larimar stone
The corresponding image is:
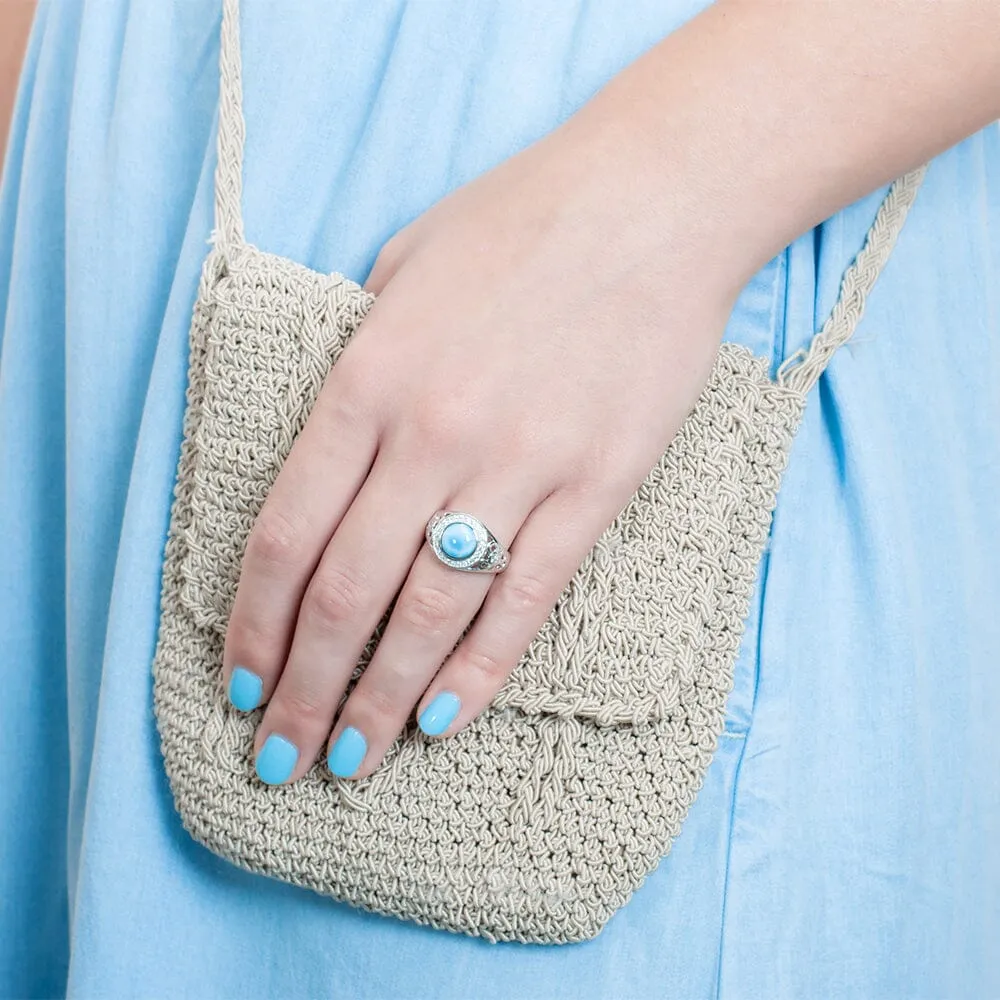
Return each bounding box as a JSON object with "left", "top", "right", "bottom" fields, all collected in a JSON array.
[{"left": 440, "top": 522, "right": 477, "bottom": 560}]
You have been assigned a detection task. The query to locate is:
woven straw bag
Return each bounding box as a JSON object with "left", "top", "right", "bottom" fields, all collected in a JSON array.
[{"left": 152, "top": 0, "right": 926, "bottom": 945}]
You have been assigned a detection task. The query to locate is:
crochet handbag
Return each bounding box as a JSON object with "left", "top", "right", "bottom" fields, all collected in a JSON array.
[{"left": 152, "top": 0, "right": 926, "bottom": 945}]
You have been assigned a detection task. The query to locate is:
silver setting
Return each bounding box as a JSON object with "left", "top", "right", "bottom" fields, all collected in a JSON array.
[{"left": 425, "top": 510, "right": 510, "bottom": 574}]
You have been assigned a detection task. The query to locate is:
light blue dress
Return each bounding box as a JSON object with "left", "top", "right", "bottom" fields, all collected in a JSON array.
[{"left": 1, "top": 1, "right": 998, "bottom": 997}]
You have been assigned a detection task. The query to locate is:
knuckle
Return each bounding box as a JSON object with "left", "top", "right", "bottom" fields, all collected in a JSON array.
[
  {"left": 371, "top": 231, "right": 408, "bottom": 278},
  {"left": 569, "top": 447, "right": 617, "bottom": 492},
  {"left": 461, "top": 645, "right": 509, "bottom": 686},
  {"left": 275, "top": 686, "right": 329, "bottom": 726},
  {"left": 496, "top": 569, "right": 552, "bottom": 615},
  {"left": 409, "top": 397, "right": 470, "bottom": 453},
  {"left": 499, "top": 419, "right": 546, "bottom": 464},
  {"left": 398, "top": 583, "right": 459, "bottom": 637},
  {"left": 303, "top": 565, "right": 369, "bottom": 632},
  {"left": 325, "top": 363, "right": 378, "bottom": 427},
  {"left": 247, "top": 506, "right": 306, "bottom": 569},
  {"left": 351, "top": 682, "right": 401, "bottom": 723},
  {"left": 225, "top": 611, "right": 280, "bottom": 663}
]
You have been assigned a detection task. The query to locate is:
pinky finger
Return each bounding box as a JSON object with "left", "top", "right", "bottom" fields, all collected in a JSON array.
[{"left": 414, "top": 488, "right": 607, "bottom": 738}]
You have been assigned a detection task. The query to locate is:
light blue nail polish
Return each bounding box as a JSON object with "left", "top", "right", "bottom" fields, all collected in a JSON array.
[
  {"left": 228, "top": 666, "right": 263, "bottom": 712},
  {"left": 327, "top": 726, "right": 367, "bottom": 778},
  {"left": 255, "top": 733, "right": 298, "bottom": 785},
  {"left": 418, "top": 691, "right": 461, "bottom": 736}
]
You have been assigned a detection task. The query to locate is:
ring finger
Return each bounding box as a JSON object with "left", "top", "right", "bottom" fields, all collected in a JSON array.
[{"left": 323, "top": 480, "right": 538, "bottom": 780}]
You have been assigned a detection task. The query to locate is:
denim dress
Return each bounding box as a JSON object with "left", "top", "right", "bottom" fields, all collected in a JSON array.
[{"left": 1, "top": 1, "right": 998, "bottom": 997}]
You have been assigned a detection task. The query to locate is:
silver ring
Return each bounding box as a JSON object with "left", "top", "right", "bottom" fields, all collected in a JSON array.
[{"left": 425, "top": 510, "right": 510, "bottom": 573}]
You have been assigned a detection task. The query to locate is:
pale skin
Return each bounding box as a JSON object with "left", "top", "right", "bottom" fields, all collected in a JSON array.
[
  {"left": 6, "top": 2, "right": 997, "bottom": 783},
  {"left": 0, "top": 0, "right": 35, "bottom": 166},
  {"left": 230, "top": 0, "right": 1000, "bottom": 783}
]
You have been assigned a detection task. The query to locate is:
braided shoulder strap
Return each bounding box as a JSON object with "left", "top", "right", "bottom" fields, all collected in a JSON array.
[
  {"left": 211, "top": 0, "right": 246, "bottom": 250},
  {"left": 776, "top": 166, "right": 926, "bottom": 393}
]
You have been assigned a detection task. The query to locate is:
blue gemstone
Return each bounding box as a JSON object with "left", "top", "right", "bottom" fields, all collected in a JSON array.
[{"left": 440, "top": 521, "right": 477, "bottom": 560}]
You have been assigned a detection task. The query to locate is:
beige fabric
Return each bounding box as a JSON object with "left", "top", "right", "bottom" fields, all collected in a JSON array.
[{"left": 151, "top": 0, "right": 927, "bottom": 944}]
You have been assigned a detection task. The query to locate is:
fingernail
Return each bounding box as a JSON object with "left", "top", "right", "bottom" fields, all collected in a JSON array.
[
  {"left": 255, "top": 733, "right": 298, "bottom": 785},
  {"left": 327, "top": 726, "right": 367, "bottom": 778},
  {"left": 418, "top": 691, "right": 461, "bottom": 736},
  {"left": 228, "top": 666, "right": 263, "bottom": 712}
]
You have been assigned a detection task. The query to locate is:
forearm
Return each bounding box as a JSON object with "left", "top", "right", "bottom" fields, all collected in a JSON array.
[
  {"left": 0, "top": 0, "right": 35, "bottom": 167},
  {"left": 557, "top": 0, "right": 1000, "bottom": 301}
]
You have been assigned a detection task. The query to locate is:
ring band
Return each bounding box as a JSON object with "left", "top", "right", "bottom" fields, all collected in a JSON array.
[{"left": 425, "top": 510, "right": 510, "bottom": 573}]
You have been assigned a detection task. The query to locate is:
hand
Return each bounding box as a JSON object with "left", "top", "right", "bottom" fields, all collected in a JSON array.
[{"left": 221, "top": 116, "right": 735, "bottom": 785}]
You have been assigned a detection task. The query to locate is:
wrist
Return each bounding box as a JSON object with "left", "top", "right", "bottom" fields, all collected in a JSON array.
[{"left": 555, "top": 0, "right": 1000, "bottom": 299}]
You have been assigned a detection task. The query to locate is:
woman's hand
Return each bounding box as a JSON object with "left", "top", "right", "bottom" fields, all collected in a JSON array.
[
  {"left": 220, "top": 115, "right": 735, "bottom": 785},
  {"left": 219, "top": 0, "right": 1000, "bottom": 784}
]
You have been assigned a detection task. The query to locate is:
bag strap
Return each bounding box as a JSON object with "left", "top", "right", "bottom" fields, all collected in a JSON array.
[
  {"left": 776, "top": 165, "right": 926, "bottom": 393},
  {"left": 212, "top": 0, "right": 246, "bottom": 249},
  {"left": 212, "top": 0, "right": 925, "bottom": 394}
]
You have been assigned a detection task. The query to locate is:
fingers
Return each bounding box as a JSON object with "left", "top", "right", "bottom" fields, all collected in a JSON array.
[
  {"left": 245, "top": 475, "right": 603, "bottom": 785},
  {"left": 249, "top": 457, "right": 443, "bottom": 784},
  {"left": 321, "top": 484, "right": 532, "bottom": 780},
  {"left": 413, "top": 489, "right": 607, "bottom": 739},
  {"left": 221, "top": 373, "right": 377, "bottom": 712},
  {"left": 226, "top": 374, "right": 607, "bottom": 787}
]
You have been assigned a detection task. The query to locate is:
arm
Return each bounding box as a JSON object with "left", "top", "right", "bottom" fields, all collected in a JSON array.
[
  {"left": 0, "top": 0, "right": 35, "bottom": 167},
  {"left": 563, "top": 0, "right": 1000, "bottom": 302},
  {"left": 225, "top": 1, "right": 1000, "bottom": 783}
]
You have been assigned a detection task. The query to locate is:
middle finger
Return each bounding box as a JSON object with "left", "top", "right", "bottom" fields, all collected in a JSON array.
[
  {"left": 250, "top": 456, "right": 439, "bottom": 785},
  {"left": 324, "top": 481, "right": 535, "bottom": 780}
]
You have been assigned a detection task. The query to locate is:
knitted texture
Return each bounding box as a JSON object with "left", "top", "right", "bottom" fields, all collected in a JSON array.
[
  {"left": 151, "top": 0, "right": 927, "bottom": 945},
  {"left": 154, "top": 239, "right": 808, "bottom": 944}
]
